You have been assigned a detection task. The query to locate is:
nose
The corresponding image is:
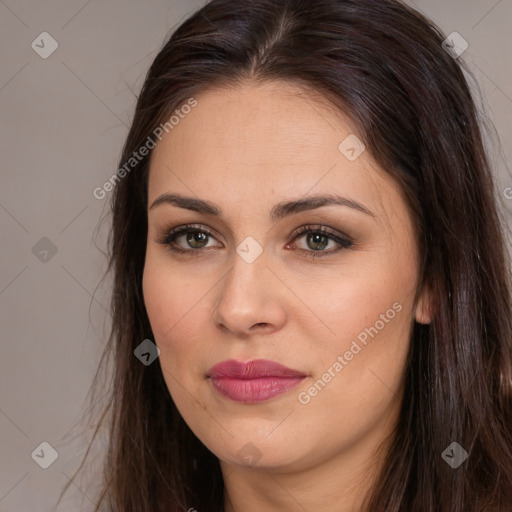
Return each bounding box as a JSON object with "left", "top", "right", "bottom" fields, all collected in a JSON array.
[{"left": 211, "top": 247, "right": 287, "bottom": 338}]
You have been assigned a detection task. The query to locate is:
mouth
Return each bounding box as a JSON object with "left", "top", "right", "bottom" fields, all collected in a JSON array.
[{"left": 206, "top": 359, "right": 308, "bottom": 404}]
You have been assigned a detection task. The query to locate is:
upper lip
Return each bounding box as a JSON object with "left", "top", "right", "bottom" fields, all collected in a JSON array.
[{"left": 207, "top": 359, "right": 307, "bottom": 379}]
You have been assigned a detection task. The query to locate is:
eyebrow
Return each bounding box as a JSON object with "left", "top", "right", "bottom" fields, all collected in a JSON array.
[{"left": 149, "top": 192, "right": 375, "bottom": 221}]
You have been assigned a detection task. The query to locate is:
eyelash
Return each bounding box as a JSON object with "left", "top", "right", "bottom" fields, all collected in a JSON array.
[{"left": 156, "top": 223, "right": 354, "bottom": 259}]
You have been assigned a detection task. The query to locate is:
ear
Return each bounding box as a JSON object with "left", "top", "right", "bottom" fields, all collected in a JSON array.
[{"left": 415, "top": 281, "right": 434, "bottom": 324}]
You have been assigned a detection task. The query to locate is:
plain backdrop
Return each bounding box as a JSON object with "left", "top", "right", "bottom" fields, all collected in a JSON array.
[{"left": 1, "top": 0, "right": 511, "bottom": 510}]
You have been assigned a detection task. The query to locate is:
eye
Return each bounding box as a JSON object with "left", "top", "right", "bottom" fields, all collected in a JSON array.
[
  {"left": 157, "top": 224, "right": 222, "bottom": 253},
  {"left": 287, "top": 225, "right": 353, "bottom": 258}
]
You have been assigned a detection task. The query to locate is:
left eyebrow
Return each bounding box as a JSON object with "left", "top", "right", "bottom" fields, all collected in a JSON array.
[
  {"left": 269, "top": 194, "right": 375, "bottom": 221},
  {"left": 148, "top": 192, "right": 376, "bottom": 220}
]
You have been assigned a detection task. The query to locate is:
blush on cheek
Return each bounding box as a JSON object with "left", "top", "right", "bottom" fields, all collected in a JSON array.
[
  {"left": 146, "top": 302, "right": 203, "bottom": 358},
  {"left": 143, "top": 272, "right": 182, "bottom": 337}
]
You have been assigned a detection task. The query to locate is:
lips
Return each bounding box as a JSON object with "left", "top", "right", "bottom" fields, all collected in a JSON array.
[{"left": 207, "top": 359, "right": 307, "bottom": 403}]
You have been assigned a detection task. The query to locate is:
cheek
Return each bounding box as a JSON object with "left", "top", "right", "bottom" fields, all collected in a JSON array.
[
  {"left": 143, "top": 264, "right": 177, "bottom": 338},
  {"left": 143, "top": 253, "right": 200, "bottom": 333},
  {"left": 142, "top": 256, "right": 213, "bottom": 372},
  {"left": 142, "top": 259, "right": 208, "bottom": 409},
  {"left": 294, "top": 281, "right": 411, "bottom": 448},
  {"left": 293, "top": 252, "right": 415, "bottom": 413},
  {"left": 142, "top": 259, "right": 189, "bottom": 353},
  {"left": 298, "top": 258, "right": 414, "bottom": 359}
]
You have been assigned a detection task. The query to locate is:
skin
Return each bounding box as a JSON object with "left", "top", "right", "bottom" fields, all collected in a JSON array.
[{"left": 142, "top": 80, "right": 432, "bottom": 512}]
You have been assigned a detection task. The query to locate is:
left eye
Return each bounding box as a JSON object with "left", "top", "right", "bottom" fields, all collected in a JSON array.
[
  {"left": 293, "top": 232, "right": 340, "bottom": 251},
  {"left": 288, "top": 226, "right": 353, "bottom": 257}
]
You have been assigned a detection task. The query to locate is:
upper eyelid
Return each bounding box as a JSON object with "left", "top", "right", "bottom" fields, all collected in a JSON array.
[
  {"left": 162, "top": 223, "right": 351, "bottom": 247},
  {"left": 167, "top": 224, "right": 220, "bottom": 239}
]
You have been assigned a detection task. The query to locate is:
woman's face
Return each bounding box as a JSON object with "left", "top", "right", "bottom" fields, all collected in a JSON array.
[{"left": 143, "top": 80, "right": 431, "bottom": 473}]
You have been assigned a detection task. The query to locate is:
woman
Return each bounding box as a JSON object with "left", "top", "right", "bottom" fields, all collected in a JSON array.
[{"left": 63, "top": 0, "right": 512, "bottom": 510}]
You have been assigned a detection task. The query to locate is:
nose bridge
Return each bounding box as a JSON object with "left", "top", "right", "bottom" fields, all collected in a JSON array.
[
  {"left": 221, "top": 241, "right": 268, "bottom": 304},
  {"left": 212, "top": 240, "right": 285, "bottom": 333}
]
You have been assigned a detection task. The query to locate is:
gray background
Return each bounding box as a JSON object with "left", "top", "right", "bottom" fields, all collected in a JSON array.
[{"left": 1, "top": 1, "right": 511, "bottom": 510}]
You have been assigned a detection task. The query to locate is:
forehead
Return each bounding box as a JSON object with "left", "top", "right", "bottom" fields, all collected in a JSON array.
[
  {"left": 152, "top": 81, "right": 356, "bottom": 164},
  {"left": 147, "top": 80, "right": 394, "bottom": 215}
]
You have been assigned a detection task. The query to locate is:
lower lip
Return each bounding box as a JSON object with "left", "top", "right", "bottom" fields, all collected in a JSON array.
[{"left": 209, "top": 376, "right": 305, "bottom": 403}]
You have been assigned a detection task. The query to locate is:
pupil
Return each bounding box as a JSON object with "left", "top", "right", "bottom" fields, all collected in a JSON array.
[
  {"left": 308, "top": 233, "right": 328, "bottom": 251},
  {"left": 187, "top": 231, "right": 207, "bottom": 248}
]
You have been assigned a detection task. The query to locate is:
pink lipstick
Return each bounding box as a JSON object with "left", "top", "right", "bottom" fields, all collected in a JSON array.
[{"left": 207, "top": 359, "right": 307, "bottom": 403}]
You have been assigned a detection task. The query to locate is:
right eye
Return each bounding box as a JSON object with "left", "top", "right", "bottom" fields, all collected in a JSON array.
[{"left": 157, "top": 224, "right": 223, "bottom": 254}]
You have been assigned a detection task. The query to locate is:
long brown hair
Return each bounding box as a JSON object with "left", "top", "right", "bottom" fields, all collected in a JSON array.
[{"left": 60, "top": 0, "right": 512, "bottom": 510}]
